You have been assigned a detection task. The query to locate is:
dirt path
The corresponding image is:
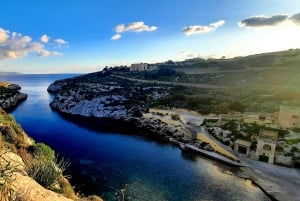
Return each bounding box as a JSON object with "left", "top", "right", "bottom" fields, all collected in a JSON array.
[{"left": 112, "top": 75, "right": 225, "bottom": 89}]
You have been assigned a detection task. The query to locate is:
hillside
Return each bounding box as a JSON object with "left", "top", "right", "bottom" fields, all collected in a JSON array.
[
  {"left": 121, "top": 49, "right": 300, "bottom": 113},
  {"left": 157, "top": 48, "right": 300, "bottom": 72}
]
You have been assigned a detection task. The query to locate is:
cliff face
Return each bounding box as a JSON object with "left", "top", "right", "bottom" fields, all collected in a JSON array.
[
  {"left": 48, "top": 69, "right": 168, "bottom": 119},
  {"left": 0, "top": 82, "right": 27, "bottom": 111},
  {"left": 48, "top": 69, "right": 194, "bottom": 142}
]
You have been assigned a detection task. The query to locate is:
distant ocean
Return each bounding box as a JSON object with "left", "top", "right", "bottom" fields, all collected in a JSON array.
[{"left": 0, "top": 74, "right": 270, "bottom": 201}]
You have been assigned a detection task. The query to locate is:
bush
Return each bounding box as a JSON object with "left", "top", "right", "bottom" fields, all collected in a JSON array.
[
  {"left": 25, "top": 156, "right": 70, "bottom": 189},
  {"left": 171, "top": 114, "right": 180, "bottom": 120},
  {"left": 33, "top": 143, "right": 55, "bottom": 161},
  {"left": 56, "top": 177, "right": 76, "bottom": 200},
  {"left": 229, "top": 101, "right": 245, "bottom": 113}
]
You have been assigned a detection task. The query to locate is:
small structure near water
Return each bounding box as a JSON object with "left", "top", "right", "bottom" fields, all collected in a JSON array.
[{"left": 234, "top": 139, "right": 251, "bottom": 156}]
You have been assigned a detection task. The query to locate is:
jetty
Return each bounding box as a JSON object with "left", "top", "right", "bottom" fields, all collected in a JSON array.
[{"left": 181, "top": 144, "right": 247, "bottom": 167}]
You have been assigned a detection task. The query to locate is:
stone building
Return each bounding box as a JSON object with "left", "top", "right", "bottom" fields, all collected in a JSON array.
[
  {"left": 255, "top": 130, "right": 277, "bottom": 164},
  {"left": 130, "top": 63, "right": 148, "bottom": 71},
  {"left": 279, "top": 105, "right": 300, "bottom": 128},
  {"left": 234, "top": 139, "right": 251, "bottom": 156},
  {"left": 243, "top": 112, "right": 278, "bottom": 128}
]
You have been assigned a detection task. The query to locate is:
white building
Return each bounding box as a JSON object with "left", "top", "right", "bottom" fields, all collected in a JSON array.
[
  {"left": 255, "top": 130, "right": 277, "bottom": 164},
  {"left": 130, "top": 63, "right": 148, "bottom": 71}
]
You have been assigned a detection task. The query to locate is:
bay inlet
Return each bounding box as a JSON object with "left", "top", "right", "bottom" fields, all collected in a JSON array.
[{"left": 1, "top": 74, "right": 270, "bottom": 201}]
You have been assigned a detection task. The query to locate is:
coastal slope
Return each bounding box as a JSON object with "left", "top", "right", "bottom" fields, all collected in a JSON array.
[{"left": 0, "top": 107, "right": 103, "bottom": 201}]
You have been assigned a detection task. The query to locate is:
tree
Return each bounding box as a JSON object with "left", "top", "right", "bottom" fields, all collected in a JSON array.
[{"left": 229, "top": 101, "right": 245, "bottom": 113}]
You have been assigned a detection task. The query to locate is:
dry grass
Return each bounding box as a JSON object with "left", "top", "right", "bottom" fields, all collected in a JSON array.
[{"left": 0, "top": 82, "right": 11, "bottom": 88}]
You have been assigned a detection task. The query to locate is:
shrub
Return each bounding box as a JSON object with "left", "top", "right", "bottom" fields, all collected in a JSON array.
[
  {"left": 56, "top": 177, "right": 76, "bottom": 200},
  {"left": 171, "top": 114, "right": 180, "bottom": 121},
  {"left": 25, "top": 156, "right": 70, "bottom": 189},
  {"left": 33, "top": 143, "right": 55, "bottom": 161}
]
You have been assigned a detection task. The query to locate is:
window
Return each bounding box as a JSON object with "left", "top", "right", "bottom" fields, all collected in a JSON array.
[{"left": 262, "top": 144, "right": 271, "bottom": 151}]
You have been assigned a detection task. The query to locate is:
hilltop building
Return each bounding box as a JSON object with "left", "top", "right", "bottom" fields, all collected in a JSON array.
[
  {"left": 243, "top": 112, "right": 278, "bottom": 128},
  {"left": 130, "top": 63, "right": 149, "bottom": 71},
  {"left": 279, "top": 105, "right": 300, "bottom": 128},
  {"left": 255, "top": 130, "right": 277, "bottom": 164}
]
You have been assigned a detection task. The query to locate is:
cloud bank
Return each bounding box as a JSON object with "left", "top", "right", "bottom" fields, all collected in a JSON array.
[
  {"left": 239, "top": 13, "right": 300, "bottom": 28},
  {"left": 111, "top": 21, "right": 157, "bottom": 40},
  {"left": 0, "top": 27, "right": 64, "bottom": 60},
  {"left": 182, "top": 20, "right": 225, "bottom": 35}
]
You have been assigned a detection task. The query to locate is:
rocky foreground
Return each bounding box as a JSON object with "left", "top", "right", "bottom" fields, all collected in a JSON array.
[
  {"left": 0, "top": 81, "right": 27, "bottom": 111},
  {"left": 0, "top": 107, "right": 103, "bottom": 201}
]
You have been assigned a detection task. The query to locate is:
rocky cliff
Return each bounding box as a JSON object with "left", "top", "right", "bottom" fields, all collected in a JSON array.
[
  {"left": 48, "top": 69, "right": 193, "bottom": 142},
  {"left": 48, "top": 69, "right": 168, "bottom": 119},
  {"left": 0, "top": 82, "right": 27, "bottom": 111}
]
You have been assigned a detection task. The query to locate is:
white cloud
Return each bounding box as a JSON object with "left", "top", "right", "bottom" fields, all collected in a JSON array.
[
  {"left": 0, "top": 28, "right": 9, "bottom": 43},
  {"left": 54, "top": 38, "right": 68, "bottom": 45},
  {"left": 111, "top": 34, "right": 121, "bottom": 40},
  {"left": 38, "top": 49, "right": 61, "bottom": 57},
  {"left": 115, "top": 21, "right": 157, "bottom": 33},
  {"left": 211, "top": 20, "right": 226, "bottom": 28},
  {"left": 111, "top": 21, "right": 157, "bottom": 40},
  {"left": 0, "top": 27, "right": 63, "bottom": 60},
  {"left": 40, "top": 34, "right": 50, "bottom": 43},
  {"left": 182, "top": 20, "right": 225, "bottom": 35}
]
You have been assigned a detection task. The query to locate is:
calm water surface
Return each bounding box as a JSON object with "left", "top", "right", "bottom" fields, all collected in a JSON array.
[{"left": 0, "top": 74, "right": 270, "bottom": 201}]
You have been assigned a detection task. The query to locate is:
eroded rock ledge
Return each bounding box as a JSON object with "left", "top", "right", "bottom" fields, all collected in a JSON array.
[{"left": 0, "top": 82, "right": 27, "bottom": 111}]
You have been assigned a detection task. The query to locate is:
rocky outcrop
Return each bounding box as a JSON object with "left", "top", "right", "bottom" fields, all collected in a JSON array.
[
  {"left": 124, "top": 117, "right": 193, "bottom": 141},
  {"left": 48, "top": 80, "right": 70, "bottom": 93},
  {"left": 0, "top": 151, "right": 73, "bottom": 201},
  {"left": 0, "top": 82, "right": 27, "bottom": 111},
  {"left": 47, "top": 70, "right": 196, "bottom": 142},
  {"left": 49, "top": 71, "right": 168, "bottom": 120}
]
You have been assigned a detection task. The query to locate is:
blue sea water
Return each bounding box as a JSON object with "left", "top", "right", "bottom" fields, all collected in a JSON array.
[{"left": 0, "top": 74, "right": 270, "bottom": 201}]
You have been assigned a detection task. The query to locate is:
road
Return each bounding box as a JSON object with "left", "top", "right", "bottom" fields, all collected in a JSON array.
[
  {"left": 112, "top": 75, "right": 225, "bottom": 89},
  {"left": 240, "top": 156, "right": 300, "bottom": 201}
]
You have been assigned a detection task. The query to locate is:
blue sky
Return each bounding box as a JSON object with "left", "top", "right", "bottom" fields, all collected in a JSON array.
[{"left": 0, "top": 0, "right": 300, "bottom": 73}]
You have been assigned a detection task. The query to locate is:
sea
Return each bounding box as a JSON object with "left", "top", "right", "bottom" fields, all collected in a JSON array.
[{"left": 0, "top": 74, "right": 270, "bottom": 201}]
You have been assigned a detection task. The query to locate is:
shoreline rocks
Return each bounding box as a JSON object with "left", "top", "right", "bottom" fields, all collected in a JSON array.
[{"left": 0, "top": 82, "right": 27, "bottom": 111}]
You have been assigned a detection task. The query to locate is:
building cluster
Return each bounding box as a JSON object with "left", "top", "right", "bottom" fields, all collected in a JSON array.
[
  {"left": 222, "top": 105, "right": 300, "bottom": 166},
  {"left": 147, "top": 105, "right": 300, "bottom": 167}
]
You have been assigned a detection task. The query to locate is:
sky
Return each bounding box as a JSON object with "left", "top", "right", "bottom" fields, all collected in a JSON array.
[{"left": 0, "top": 0, "right": 300, "bottom": 73}]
